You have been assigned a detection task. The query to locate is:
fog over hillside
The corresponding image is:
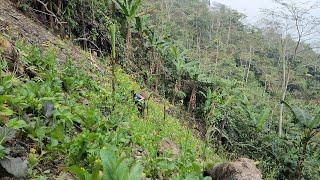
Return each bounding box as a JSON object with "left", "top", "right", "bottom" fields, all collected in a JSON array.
[{"left": 212, "top": 0, "right": 320, "bottom": 52}]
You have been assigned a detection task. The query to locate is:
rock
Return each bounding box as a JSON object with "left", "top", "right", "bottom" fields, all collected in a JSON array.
[
  {"left": 157, "top": 139, "right": 180, "bottom": 160},
  {"left": 205, "top": 158, "right": 262, "bottom": 180},
  {"left": 0, "top": 156, "right": 28, "bottom": 178},
  {"left": 0, "top": 36, "right": 25, "bottom": 75},
  {"left": 132, "top": 144, "right": 147, "bottom": 160},
  {"left": 0, "top": 36, "right": 14, "bottom": 57},
  {"left": 0, "top": 36, "right": 17, "bottom": 70},
  {"left": 0, "top": 164, "right": 13, "bottom": 179},
  {"left": 43, "top": 101, "right": 54, "bottom": 118}
]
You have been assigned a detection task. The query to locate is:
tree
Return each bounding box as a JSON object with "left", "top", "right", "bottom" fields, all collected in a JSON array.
[
  {"left": 112, "top": 0, "right": 142, "bottom": 60},
  {"left": 264, "top": 0, "right": 320, "bottom": 137},
  {"left": 145, "top": 30, "right": 164, "bottom": 93}
]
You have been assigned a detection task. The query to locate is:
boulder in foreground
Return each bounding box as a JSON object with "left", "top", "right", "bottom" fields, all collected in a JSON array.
[{"left": 205, "top": 158, "right": 262, "bottom": 180}]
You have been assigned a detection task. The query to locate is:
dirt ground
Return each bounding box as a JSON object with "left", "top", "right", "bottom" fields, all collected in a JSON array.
[
  {"left": 0, "top": 0, "right": 85, "bottom": 61},
  {"left": 0, "top": 0, "right": 57, "bottom": 44}
]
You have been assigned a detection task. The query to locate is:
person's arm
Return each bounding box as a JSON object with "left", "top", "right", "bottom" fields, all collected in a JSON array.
[{"left": 136, "top": 93, "right": 145, "bottom": 100}]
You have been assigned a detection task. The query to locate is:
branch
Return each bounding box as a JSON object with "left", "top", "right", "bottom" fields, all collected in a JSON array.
[
  {"left": 73, "top": 38, "right": 102, "bottom": 53},
  {"left": 34, "top": 0, "right": 65, "bottom": 26}
]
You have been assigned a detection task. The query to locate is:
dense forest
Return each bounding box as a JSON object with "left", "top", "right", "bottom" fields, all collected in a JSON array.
[{"left": 0, "top": 0, "right": 319, "bottom": 179}]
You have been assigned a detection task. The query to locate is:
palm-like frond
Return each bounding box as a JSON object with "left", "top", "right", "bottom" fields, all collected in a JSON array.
[
  {"left": 129, "top": 0, "right": 141, "bottom": 18},
  {"left": 282, "top": 101, "right": 319, "bottom": 129},
  {"left": 112, "top": 0, "right": 141, "bottom": 18},
  {"left": 112, "top": 0, "right": 129, "bottom": 16}
]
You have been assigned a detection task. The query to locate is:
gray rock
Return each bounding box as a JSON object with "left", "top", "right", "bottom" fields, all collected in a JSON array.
[
  {"left": 43, "top": 101, "right": 54, "bottom": 118},
  {"left": 0, "top": 156, "right": 27, "bottom": 178},
  {"left": 206, "top": 158, "right": 262, "bottom": 180}
]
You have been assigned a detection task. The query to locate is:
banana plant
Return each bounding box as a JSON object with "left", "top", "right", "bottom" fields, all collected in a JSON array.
[
  {"left": 145, "top": 30, "right": 166, "bottom": 50},
  {"left": 247, "top": 108, "right": 270, "bottom": 132},
  {"left": 112, "top": 0, "right": 142, "bottom": 60},
  {"left": 282, "top": 101, "right": 320, "bottom": 180},
  {"left": 170, "top": 46, "right": 186, "bottom": 77},
  {"left": 170, "top": 45, "right": 186, "bottom": 105}
]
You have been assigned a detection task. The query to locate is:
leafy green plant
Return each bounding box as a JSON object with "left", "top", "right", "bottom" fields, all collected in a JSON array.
[
  {"left": 282, "top": 101, "right": 320, "bottom": 180},
  {"left": 100, "top": 149, "right": 143, "bottom": 180},
  {"left": 0, "top": 126, "right": 15, "bottom": 158},
  {"left": 247, "top": 108, "right": 270, "bottom": 132},
  {"left": 68, "top": 164, "right": 101, "bottom": 180},
  {"left": 112, "top": 0, "right": 142, "bottom": 59},
  {"left": 6, "top": 118, "right": 28, "bottom": 129}
]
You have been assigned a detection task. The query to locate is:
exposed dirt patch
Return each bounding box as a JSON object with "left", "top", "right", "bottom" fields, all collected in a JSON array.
[
  {"left": 157, "top": 139, "right": 180, "bottom": 160},
  {"left": 0, "top": 0, "right": 83, "bottom": 61},
  {"left": 0, "top": 0, "right": 55, "bottom": 44}
]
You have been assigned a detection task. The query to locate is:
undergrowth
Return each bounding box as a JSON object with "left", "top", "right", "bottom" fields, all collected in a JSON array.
[{"left": 0, "top": 40, "right": 223, "bottom": 179}]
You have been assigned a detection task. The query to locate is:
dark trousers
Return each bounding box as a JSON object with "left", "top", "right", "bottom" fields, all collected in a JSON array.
[{"left": 135, "top": 101, "right": 145, "bottom": 116}]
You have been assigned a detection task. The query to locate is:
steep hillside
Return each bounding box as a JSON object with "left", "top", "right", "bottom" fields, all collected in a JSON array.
[
  {"left": 0, "top": 1, "right": 223, "bottom": 179},
  {"left": 2, "top": 0, "right": 320, "bottom": 179}
]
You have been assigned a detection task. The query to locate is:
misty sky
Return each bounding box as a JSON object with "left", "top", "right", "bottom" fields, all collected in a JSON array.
[
  {"left": 213, "top": 0, "right": 320, "bottom": 24},
  {"left": 211, "top": 0, "right": 320, "bottom": 49}
]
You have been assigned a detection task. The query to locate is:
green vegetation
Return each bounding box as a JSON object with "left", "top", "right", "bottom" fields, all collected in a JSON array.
[
  {"left": 0, "top": 41, "right": 222, "bottom": 178},
  {"left": 2, "top": 0, "right": 320, "bottom": 179}
]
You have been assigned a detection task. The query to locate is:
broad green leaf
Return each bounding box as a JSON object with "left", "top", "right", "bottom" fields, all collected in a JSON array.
[
  {"left": 112, "top": 0, "right": 129, "bottom": 16},
  {"left": 128, "top": 163, "right": 143, "bottom": 180},
  {"left": 100, "top": 149, "right": 117, "bottom": 180},
  {"left": 0, "top": 86, "right": 4, "bottom": 94},
  {"left": 291, "top": 107, "right": 314, "bottom": 128},
  {"left": 129, "top": 0, "right": 141, "bottom": 18},
  {"left": 35, "top": 126, "right": 46, "bottom": 139},
  {"left": 67, "top": 165, "right": 87, "bottom": 180},
  {"left": 0, "top": 127, "right": 15, "bottom": 144},
  {"left": 50, "top": 123, "right": 65, "bottom": 142},
  {"left": 115, "top": 159, "right": 130, "bottom": 179},
  {"left": 6, "top": 119, "right": 28, "bottom": 129},
  {"left": 257, "top": 109, "right": 270, "bottom": 131},
  {"left": 100, "top": 149, "right": 143, "bottom": 180},
  {"left": 282, "top": 101, "right": 315, "bottom": 128},
  {"left": 89, "top": 165, "right": 101, "bottom": 180},
  {"left": 0, "top": 145, "right": 7, "bottom": 158},
  {"left": 2, "top": 75, "right": 13, "bottom": 89},
  {"left": 0, "top": 106, "right": 14, "bottom": 116}
]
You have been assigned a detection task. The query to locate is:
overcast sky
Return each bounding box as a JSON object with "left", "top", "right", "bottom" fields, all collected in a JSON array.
[
  {"left": 212, "top": 0, "right": 320, "bottom": 48},
  {"left": 213, "top": 0, "right": 320, "bottom": 24}
]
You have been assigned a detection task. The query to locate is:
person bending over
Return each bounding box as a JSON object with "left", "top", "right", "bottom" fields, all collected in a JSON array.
[{"left": 132, "top": 90, "right": 146, "bottom": 116}]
